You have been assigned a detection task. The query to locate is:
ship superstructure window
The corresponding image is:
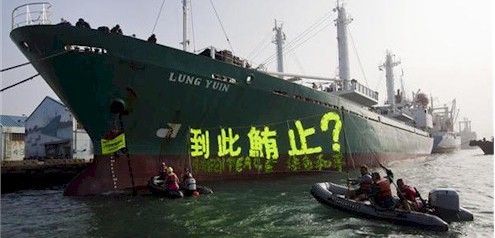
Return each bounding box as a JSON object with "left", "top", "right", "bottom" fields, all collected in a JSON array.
[
  {"left": 211, "top": 74, "right": 237, "bottom": 84},
  {"left": 65, "top": 45, "right": 107, "bottom": 54}
]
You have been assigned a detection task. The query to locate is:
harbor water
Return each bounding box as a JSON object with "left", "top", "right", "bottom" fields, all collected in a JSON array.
[{"left": 2, "top": 149, "right": 493, "bottom": 237}]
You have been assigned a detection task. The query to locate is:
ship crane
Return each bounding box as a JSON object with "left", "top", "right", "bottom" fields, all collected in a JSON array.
[{"left": 265, "top": 1, "right": 378, "bottom": 107}]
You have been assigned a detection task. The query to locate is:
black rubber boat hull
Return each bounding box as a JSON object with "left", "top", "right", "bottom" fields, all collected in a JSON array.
[
  {"left": 148, "top": 176, "right": 213, "bottom": 198},
  {"left": 311, "top": 182, "right": 449, "bottom": 232}
]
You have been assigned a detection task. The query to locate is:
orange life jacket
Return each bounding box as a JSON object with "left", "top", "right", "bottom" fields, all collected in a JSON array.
[
  {"left": 400, "top": 185, "right": 417, "bottom": 202},
  {"left": 376, "top": 179, "right": 392, "bottom": 199}
]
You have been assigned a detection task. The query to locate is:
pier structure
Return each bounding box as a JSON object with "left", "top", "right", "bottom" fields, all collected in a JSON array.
[{"left": 1, "top": 159, "right": 90, "bottom": 193}]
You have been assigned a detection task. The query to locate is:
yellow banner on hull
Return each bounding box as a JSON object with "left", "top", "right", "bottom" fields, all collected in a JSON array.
[{"left": 101, "top": 133, "right": 126, "bottom": 155}]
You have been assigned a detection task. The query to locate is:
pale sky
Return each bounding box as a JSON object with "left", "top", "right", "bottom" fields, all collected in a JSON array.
[{"left": 1, "top": 0, "right": 493, "bottom": 138}]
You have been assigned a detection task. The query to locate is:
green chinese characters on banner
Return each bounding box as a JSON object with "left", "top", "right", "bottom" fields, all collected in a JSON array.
[{"left": 189, "top": 111, "right": 343, "bottom": 173}]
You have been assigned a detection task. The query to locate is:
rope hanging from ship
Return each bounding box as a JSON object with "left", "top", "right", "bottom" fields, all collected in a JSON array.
[
  {"left": 0, "top": 50, "right": 69, "bottom": 73},
  {"left": 209, "top": 0, "right": 235, "bottom": 53},
  {"left": 106, "top": 101, "right": 138, "bottom": 196},
  {"left": 338, "top": 107, "right": 406, "bottom": 198},
  {"left": 0, "top": 50, "right": 70, "bottom": 92},
  {"left": 340, "top": 106, "right": 356, "bottom": 189},
  {"left": 150, "top": 0, "right": 166, "bottom": 34},
  {"left": 347, "top": 27, "right": 369, "bottom": 87},
  {"left": 0, "top": 74, "right": 40, "bottom": 93}
]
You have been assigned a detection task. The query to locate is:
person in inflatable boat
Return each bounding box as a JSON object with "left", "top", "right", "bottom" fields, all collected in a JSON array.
[
  {"left": 396, "top": 178, "right": 424, "bottom": 211},
  {"left": 159, "top": 162, "right": 168, "bottom": 180},
  {"left": 181, "top": 169, "right": 200, "bottom": 197},
  {"left": 370, "top": 172, "right": 395, "bottom": 209},
  {"left": 346, "top": 165, "right": 373, "bottom": 201},
  {"left": 164, "top": 167, "right": 180, "bottom": 192}
]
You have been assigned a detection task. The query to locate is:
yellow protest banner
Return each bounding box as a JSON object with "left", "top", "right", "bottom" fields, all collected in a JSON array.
[{"left": 101, "top": 133, "right": 126, "bottom": 155}]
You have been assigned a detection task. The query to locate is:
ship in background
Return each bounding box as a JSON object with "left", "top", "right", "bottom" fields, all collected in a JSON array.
[
  {"left": 10, "top": 2, "right": 433, "bottom": 196},
  {"left": 458, "top": 118, "right": 477, "bottom": 149},
  {"left": 469, "top": 138, "right": 494, "bottom": 155},
  {"left": 431, "top": 99, "right": 461, "bottom": 153}
]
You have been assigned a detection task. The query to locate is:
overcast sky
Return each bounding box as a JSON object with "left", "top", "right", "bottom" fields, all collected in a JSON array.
[{"left": 1, "top": 0, "right": 493, "bottom": 138}]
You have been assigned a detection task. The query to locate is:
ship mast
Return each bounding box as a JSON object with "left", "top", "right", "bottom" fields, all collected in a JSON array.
[
  {"left": 334, "top": 1, "right": 352, "bottom": 90},
  {"left": 380, "top": 51, "right": 401, "bottom": 108},
  {"left": 273, "top": 20, "right": 286, "bottom": 73},
  {"left": 181, "top": 0, "right": 189, "bottom": 51}
]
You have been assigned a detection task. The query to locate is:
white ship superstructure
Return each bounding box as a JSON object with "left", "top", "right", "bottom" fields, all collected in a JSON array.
[{"left": 431, "top": 99, "right": 461, "bottom": 153}]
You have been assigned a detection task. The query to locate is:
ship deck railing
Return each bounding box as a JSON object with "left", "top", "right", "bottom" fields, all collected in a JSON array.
[
  {"left": 331, "top": 81, "right": 379, "bottom": 107},
  {"left": 11, "top": 2, "right": 52, "bottom": 30},
  {"left": 350, "top": 81, "right": 379, "bottom": 101}
]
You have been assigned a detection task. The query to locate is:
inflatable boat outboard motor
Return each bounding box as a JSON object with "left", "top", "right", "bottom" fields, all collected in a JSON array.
[{"left": 428, "top": 188, "right": 474, "bottom": 222}]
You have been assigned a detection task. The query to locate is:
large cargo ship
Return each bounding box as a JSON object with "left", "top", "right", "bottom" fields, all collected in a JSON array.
[{"left": 10, "top": 2, "right": 433, "bottom": 196}]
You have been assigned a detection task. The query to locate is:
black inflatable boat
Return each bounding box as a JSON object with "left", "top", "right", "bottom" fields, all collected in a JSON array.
[
  {"left": 148, "top": 176, "right": 213, "bottom": 198},
  {"left": 311, "top": 182, "right": 473, "bottom": 232}
]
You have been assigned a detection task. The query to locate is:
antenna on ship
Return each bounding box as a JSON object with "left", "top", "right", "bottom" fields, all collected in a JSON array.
[
  {"left": 181, "top": 0, "right": 190, "bottom": 52},
  {"left": 273, "top": 19, "right": 286, "bottom": 73},
  {"left": 334, "top": 0, "right": 353, "bottom": 90}
]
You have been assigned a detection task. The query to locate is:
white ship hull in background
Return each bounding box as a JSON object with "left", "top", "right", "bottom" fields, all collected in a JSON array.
[
  {"left": 431, "top": 99, "right": 460, "bottom": 153},
  {"left": 432, "top": 131, "right": 461, "bottom": 153}
]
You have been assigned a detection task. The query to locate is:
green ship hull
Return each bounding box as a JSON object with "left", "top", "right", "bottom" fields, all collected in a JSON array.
[{"left": 11, "top": 25, "right": 433, "bottom": 196}]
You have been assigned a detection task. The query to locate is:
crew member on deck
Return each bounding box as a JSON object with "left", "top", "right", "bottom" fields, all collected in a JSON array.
[
  {"left": 110, "top": 24, "right": 123, "bottom": 34},
  {"left": 58, "top": 18, "right": 71, "bottom": 26},
  {"left": 75, "top": 18, "right": 90, "bottom": 28},
  {"left": 147, "top": 34, "right": 157, "bottom": 43}
]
